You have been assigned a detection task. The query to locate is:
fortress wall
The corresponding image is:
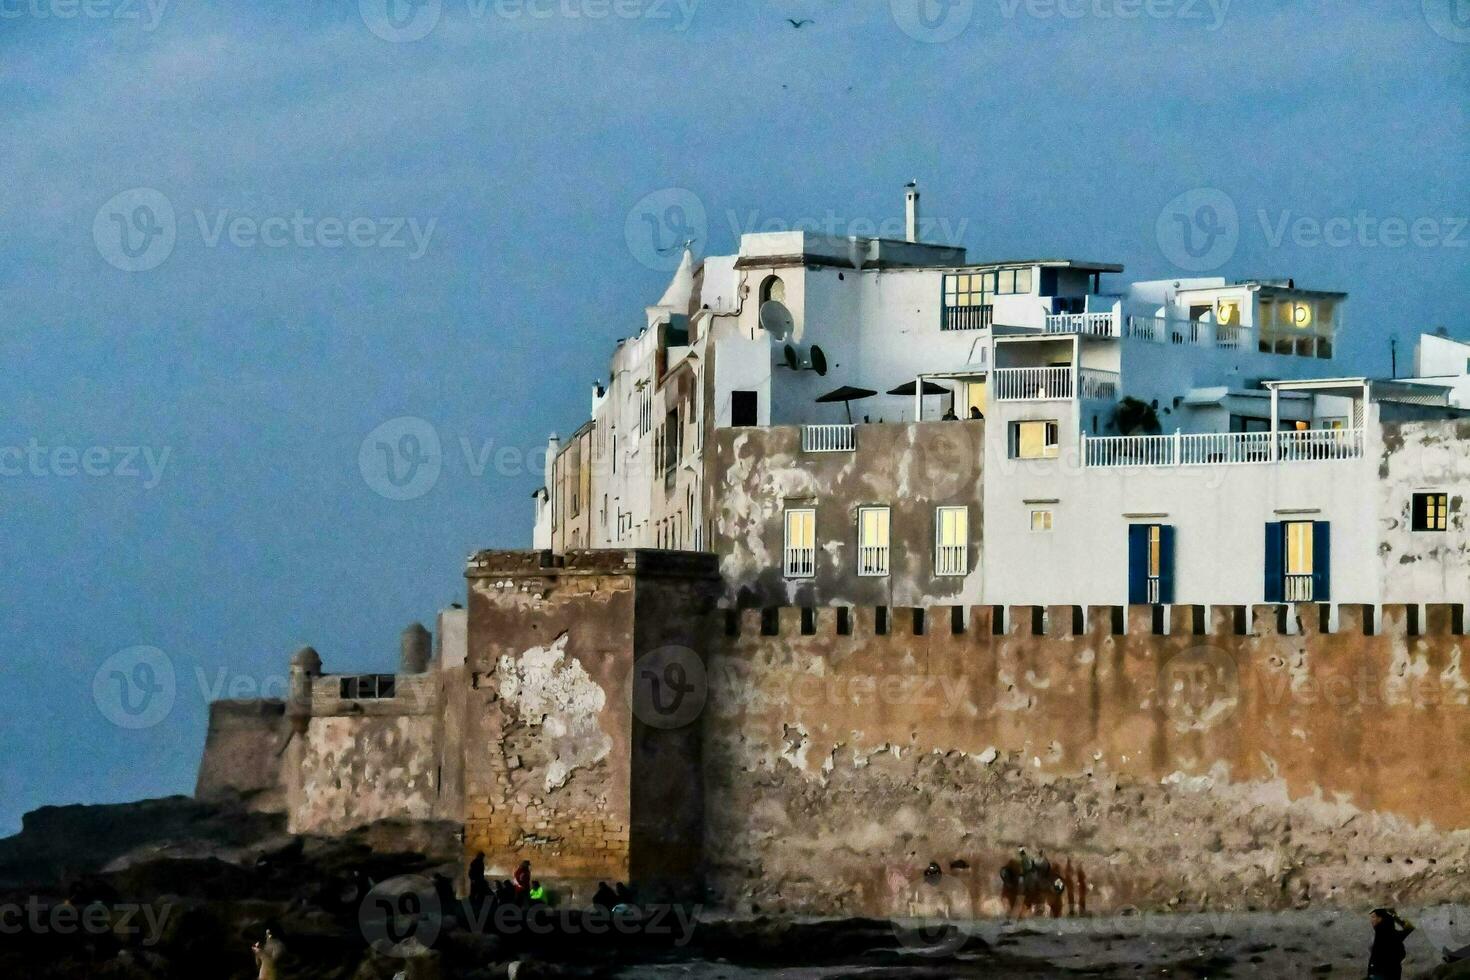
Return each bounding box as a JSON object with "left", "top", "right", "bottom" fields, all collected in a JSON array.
[
  {"left": 702, "top": 602, "right": 1470, "bottom": 915},
  {"left": 194, "top": 698, "right": 292, "bottom": 811}
]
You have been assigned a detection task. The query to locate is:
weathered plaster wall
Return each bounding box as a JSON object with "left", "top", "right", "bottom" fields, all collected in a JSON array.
[
  {"left": 703, "top": 602, "right": 1470, "bottom": 915},
  {"left": 1378, "top": 419, "right": 1470, "bottom": 602},
  {"left": 709, "top": 421, "right": 984, "bottom": 608},
  {"left": 291, "top": 714, "right": 439, "bottom": 835}
]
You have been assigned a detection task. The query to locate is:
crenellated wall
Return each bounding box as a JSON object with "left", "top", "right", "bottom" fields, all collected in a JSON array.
[
  {"left": 702, "top": 600, "right": 1470, "bottom": 915},
  {"left": 196, "top": 550, "right": 1470, "bottom": 914}
]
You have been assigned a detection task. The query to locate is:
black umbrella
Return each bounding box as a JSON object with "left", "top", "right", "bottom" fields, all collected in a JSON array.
[
  {"left": 886, "top": 379, "right": 951, "bottom": 396},
  {"left": 815, "top": 385, "right": 878, "bottom": 423}
]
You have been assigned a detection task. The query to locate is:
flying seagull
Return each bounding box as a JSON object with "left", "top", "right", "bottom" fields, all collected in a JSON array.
[{"left": 787, "top": 18, "right": 813, "bottom": 28}]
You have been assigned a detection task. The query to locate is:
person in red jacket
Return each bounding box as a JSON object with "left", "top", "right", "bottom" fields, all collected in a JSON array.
[{"left": 513, "top": 860, "right": 532, "bottom": 905}]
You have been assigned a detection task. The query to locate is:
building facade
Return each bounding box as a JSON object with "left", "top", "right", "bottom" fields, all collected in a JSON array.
[{"left": 537, "top": 186, "right": 1469, "bottom": 609}]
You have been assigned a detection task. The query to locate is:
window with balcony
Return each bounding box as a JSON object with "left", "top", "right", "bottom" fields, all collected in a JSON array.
[
  {"left": 784, "top": 508, "right": 815, "bottom": 578},
  {"left": 857, "top": 506, "right": 890, "bottom": 576},
  {"left": 1265, "top": 520, "right": 1330, "bottom": 602},
  {"left": 941, "top": 273, "right": 994, "bottom": 331},
  {"left": 1413, "top": 492, "right": 1448, "bottom": 532},
  {"left": 1128, "top": 523, "right": 1175, "bottom": 604},
  {"left": 934, "top": 506, "right": 968, "bottom": 576},
  {"left": 1008, "top": 420, "right": 1060, "bottom": 459}
]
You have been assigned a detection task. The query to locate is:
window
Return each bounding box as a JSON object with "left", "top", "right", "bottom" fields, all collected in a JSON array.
[
  {"left": 1008, "top": 420, "right": 1060, "bottom": 459},
  {"left": 759, "top": 275, "right": 785, "bottom": 305},
  {"left": 857, "top": 507, "right": 890, "bottom": 576},
  {"left": 935, "top": 506, "right": 968, "bottom": 576},
  {"left": 731, "top": 390, "right": 758, "bottom": 427},
  {"left": 1029, "top": 509, "right": 1053, "bottom": 532},
  {"left": 964, "top": 381, "right": 986, "bottom": 418},
  {"left": 1128, "top": 523, "right": 1175, "bottom": 604},
  {"left": 340, "top": 675, "right": 396, "bottom": 700},
  {"left": 1413, "top": 492, "right": 1449, "bottom": 532},
  {"left": 1281, "top": 520, "right": 1317, "bottom": 605},
  {"left": 943, "top": 272, "right": 990, "bottom": 308},
  {"left": 784, "top": 508, "right": 815, "bottom": 578},
  {"left": 664, "top": 408, "right": 679, "bottom": 472}
]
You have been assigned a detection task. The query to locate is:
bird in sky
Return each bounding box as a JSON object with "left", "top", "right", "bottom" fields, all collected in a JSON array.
[{"left": 787, "top": 18, "right": 813, "bottom": 28}]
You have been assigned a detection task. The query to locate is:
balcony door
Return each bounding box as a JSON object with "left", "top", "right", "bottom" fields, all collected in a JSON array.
[{"left": 1127, "top": 523, "right": 1175, "bottom": 604}]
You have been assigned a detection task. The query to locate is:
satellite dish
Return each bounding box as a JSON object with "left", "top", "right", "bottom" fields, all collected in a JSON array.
[
  {"left": 783, "top": 344, "right": 800, "bottom": 371},
  {"left": 759, "top": 300, "right": 795, "bottom": 341},
  {"left": 809, "top": 345, "right": 828, "bottom": 376}
]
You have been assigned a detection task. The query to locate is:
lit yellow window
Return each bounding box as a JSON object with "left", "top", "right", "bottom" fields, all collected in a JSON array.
[
  {"left": 935, "top": 507, "right": 968, "bottom": 576},
  {"left": 965, "top": 381, "right": 987, "bottom": 416},
  {"left": 1030, "top": 509, "right": 1053, "bottom": 532},
  {"left": 1285, "top": 521, "right": 1314, "bottom": 575},
  {"left": 857, "top": 507, "right": 890, "bottom": 576},
  {"left": 1216, "top": 300, "right": 1240, "bottom": 325},
  {"left": 1012, "top": 420, "right": 1059, "bottom": 459},
  {"left": 1148, "top": 524, "right": 1161, "bottom": 576}
]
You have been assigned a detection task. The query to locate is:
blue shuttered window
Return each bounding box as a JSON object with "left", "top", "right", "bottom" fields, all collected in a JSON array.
[{"left": 1128, "top": 523, "right": 1175, "bottom": 604}]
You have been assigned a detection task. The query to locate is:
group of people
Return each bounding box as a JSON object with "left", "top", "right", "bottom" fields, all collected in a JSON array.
[
  {"left": 591, "top": 880, "right": 638, "bottom": 914},
  {"left": 467, "top": 854, "right": 546, "bottom": 909}
]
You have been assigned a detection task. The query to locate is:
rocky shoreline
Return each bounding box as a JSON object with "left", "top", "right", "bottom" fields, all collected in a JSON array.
[{"left": 3, "top": 796, "right": 1467, "bottom": 979}]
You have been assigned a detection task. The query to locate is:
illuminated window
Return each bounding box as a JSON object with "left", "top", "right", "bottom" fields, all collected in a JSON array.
[
  {"left": 1009, "top": 420, "right": 1060, "bottom": 459},
  {"left": 943, "top": 272, "right": 991, "bottom": 307},
  {"left": 760, "top": 275, "right": 785, "bottom": 304},
  {"left": 1029, "top": 509, "right": 1053, "bottom": 532},
  {"left": 1285, "top": 521, "right": 1314, "bottom": 575},
  {"left": 784, "top": 508, "right": 815, "bottom": 578},
  {"left": 964, "top": 381, "right": 986, "bottom": 418},
  {"left": 1413, "top": 492, "right": 1449, "bottom": 532},
  {"left": 1216, "top": 299, "right": 1241, "bottom": 325},
  {"left": 857, "top": 507, "right": 890, "bottom": 576},
  {"left": 935, "top": 507, "right": 968, "bottom": 576}
]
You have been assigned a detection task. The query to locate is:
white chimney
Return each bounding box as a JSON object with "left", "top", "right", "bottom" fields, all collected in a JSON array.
[{"left": 904, "top": 180, "right": 920, "bottom": 243}]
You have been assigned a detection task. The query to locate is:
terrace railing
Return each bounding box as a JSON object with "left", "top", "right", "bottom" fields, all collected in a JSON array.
[
  {"left": 1082, "top": 428, "right": 1363, "bottom": 468},
  {"left": 801, "top": 424, "right": 856, "bottom": 452}
]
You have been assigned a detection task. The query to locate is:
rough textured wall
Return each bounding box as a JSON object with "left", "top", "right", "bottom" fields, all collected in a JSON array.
[
  {"left": 1379, "top": 420, "right": 1470, "bottom": 602},
  {"left": 463, "top": 549, "right": 720, "bottom": 897},
  {"left": 464, "top": 550, "right": 640, "bottom": 885},
  {"left": 703, "top": 602, "right": 1470, "bottom": 916},
  {"left": 709, "top": 421, "right": 984, "bottom": 608},
  {"left": 194, "top": 699, "right": 292, "bottom": 811},
  {"left": 291, "top": 714, "right": 439, "bottom": 835}
]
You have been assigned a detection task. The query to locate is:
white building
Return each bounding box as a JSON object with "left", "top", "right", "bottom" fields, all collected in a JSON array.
[{"left": 536, "top": 186, "right": 1469, "bottom": 610}]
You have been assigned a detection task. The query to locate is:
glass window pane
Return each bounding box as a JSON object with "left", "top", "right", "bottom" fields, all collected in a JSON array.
[{"left": 1015, "top": 267, "right": 1033, "bottom": 293}]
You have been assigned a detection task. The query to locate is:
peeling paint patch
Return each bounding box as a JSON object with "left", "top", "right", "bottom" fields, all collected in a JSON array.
[{"left": 497, "top": 631, "right": 612, "bottom": 792}]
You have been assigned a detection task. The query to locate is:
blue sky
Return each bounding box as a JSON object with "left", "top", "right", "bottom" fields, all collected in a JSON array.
[{"left": 1, "top": 0, "right": 1466, "bottom": 834}]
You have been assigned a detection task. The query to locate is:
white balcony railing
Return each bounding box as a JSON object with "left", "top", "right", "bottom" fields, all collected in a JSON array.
[
  {"left": 1044, "top": 312, "right": 1119, "bottom": 336},
  {"left": 784, "top": 546, "right": 815, "bottom": 578},
  {"left": 1078, "top": 369, "right": 1120, "bottom": 401},
  {"left": 943, "top": 305, "right": 993, "bottom": 331},
  {"left": 1277, "top": 426, "right": 1364, "bottom": 461},
  {"left": 801, "top": 424, "right": 855, "bottom": 452},
  {"left": 858, "top": 545, "right": 889, "bottom": 577},
  {"left": 1082, "top": 428, "right": 1364, "bottom": 468},
  {"left": 935, "top": 544, "right": 967, "bottom": 577},
  {"left": 1284, "top": 574, "right": 1314, "bottom": 602},
  {"left": 1146, "top": 576, "right": 1161, "bottom": 604},
  {"left": 992, "top": 366, "right": 1072, "bottom": 400}
]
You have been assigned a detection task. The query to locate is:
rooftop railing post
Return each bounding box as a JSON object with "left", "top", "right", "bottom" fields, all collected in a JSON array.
[
  {"left": 1270, "top": 387, "right": 1280, "bottom": 462},
  {"left": 1173, "top": 428, "right": 1182, "bottom": 465}
]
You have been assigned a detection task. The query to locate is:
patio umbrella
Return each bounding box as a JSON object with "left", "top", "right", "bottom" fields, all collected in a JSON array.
[
  {"left": 885, "top": 379, "right": 951, "bottom": 396},
  {"left": 815, "top": 385, "right": 878, "bottom": 423}
]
